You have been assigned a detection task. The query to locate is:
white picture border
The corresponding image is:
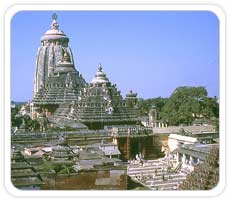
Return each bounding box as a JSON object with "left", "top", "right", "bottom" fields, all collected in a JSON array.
[{"left": 4, "top": 4, "right": 226, "bottom": 197}]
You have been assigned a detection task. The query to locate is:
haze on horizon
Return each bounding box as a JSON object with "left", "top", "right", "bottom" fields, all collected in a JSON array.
[{"left": 11, "top": 11, "right": 219, "bottom": 102}]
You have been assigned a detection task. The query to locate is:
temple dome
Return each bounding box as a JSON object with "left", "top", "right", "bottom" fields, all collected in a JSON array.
[
  {"left": 41, "top": 13, "right": 69, "bottom": 42},
  {"left": 126, "top": 90, "right": 137, "bottom": 98},
  {"left": 45, "top": 28, "right": 65, "bottom": 36},
  {"left": 91, "top": 65, "right": 109, "bottom": 84}
]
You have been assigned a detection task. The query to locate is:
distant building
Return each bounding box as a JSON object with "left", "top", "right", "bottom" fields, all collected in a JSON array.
[
  {"left": 148, "top": 104, "right": 168, "bottom": 128},
  {"left": 125, "top": 90, "right": 138, "bottom": 108},
  {"left": 168, "top": 133, "right": 218, "bottom": 172},
  {"left": 168, "top": 133, "right": 214, "bottom": 152},
  {"left": 192, "top": 119, "right": 212, "bottom": 126},
  {"left": 171, "top": 143, "right": 218, "bottom": 173},
  {"left": 168, "top": 133, "right": 197, "bottom": 152}
]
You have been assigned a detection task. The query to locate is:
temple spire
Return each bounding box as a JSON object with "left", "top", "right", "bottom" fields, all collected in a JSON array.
[
  {"left": 91, "top": 63, "right": 109, "bottom": 84},
  {"left": 51, "top": 13, "right": 59, "bottom": 30},
  {"left": 99, "top": 63, "right": 102, "bottom": 71},
  {"left": 52, "top": 13, "right": 58, "bottom": 20}
]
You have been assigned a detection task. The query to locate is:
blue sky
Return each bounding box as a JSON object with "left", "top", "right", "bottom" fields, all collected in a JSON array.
[{"left": 11, "top": 11, "right": 219, "bottom": 101}]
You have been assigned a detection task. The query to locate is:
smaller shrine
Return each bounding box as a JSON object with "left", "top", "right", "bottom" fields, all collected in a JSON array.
[{"left": 68, "top": 65, "right": 140, "bottom": 129}]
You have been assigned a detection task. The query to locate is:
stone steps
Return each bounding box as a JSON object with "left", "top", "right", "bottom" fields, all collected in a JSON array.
[{"left": 127, "top": 159, "right": 188, "bottom": 190}]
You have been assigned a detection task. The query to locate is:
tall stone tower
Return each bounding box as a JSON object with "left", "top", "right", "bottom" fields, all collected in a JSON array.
[
  {"left": 31, "top": 14, "right": 86, "bottom": 119},
  {"left": 148, "top": 104, "right": 157, "bottom": 127},
  {"left": 125, "top": 90, "right": 137, "bottom": 108},
  {"left": 33, "top": 13, "right": 73, "bottom": 95}
]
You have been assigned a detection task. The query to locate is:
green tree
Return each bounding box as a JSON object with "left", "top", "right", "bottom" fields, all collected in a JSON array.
[
  {"left": 11, "top": 112, "right": 40, "bottom": 131},
  {"left": 11, "top": 106, "right": 22, "bottom": 127},
  {"left": 161, "top": 86, "right": 209, "bottom": 125},
  {"left": 200, "top": 97, "right": 219, "bottom": 119},
  {"left": 31, "top": 119, "right": 41, "bottom": 130}
]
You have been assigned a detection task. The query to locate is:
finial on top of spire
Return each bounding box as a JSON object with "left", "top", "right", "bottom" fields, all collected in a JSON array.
[
  {"left": 52, "top": 13, "right": 58, "bottom": 20},
  {"left": 99, "top": 63, "right": 102, "bottom": 71},
  {"left": 51, "top": 13, "right": 59, "bottom": 30}
]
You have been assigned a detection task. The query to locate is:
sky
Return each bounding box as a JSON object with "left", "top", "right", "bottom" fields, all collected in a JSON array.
[{"left": 11, "top": 11, "right": 219, "bottom": 102}]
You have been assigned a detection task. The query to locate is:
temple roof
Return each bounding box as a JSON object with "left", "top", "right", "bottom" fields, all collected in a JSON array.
[
  {"left": 126, "top": 90, "right": 137, "bottom": 98},
  {"left": 174, "top": 143, "right": 218, "bottom": 161},
  {"left": 33, "top": 71, "right": 86, "bottom": 105},
  {"left": 41, "top": 13, "right": 69, "bottom": 42},
  {"left": 91, "top": 64, "right": 109, "bottom": 84}
]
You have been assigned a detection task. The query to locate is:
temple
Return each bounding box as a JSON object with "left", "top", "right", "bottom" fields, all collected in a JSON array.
[
  {"left": 66, "top": 65, "right": 139, "bottom": 129},
  {"left": 31, "top": 14, "right": 140, "bottom": 129}
]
